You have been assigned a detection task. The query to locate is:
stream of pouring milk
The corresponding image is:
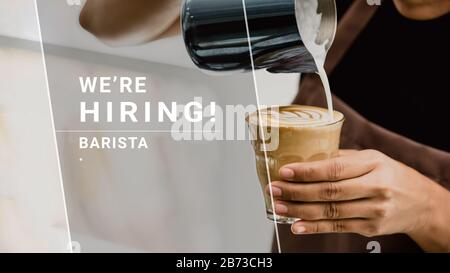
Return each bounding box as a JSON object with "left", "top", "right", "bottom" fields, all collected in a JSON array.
[{"left": 296, "top": 0, "right": 335, "bottom": 121}]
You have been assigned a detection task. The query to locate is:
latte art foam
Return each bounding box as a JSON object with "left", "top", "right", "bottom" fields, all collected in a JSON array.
[{"left": 248, "top": 105, "right": 343, "bottom": 128}]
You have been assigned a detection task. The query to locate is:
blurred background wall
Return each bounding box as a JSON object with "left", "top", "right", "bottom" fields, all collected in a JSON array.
[
  {"left": 0, "top": 0, "right": 300, "bottom": 252},
  {"left": 0, "top": 1, "right": 70, "bottom": 252}
]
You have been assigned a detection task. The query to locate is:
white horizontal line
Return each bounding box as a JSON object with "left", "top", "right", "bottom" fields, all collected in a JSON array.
[{"left": 55, "top": 130, "right": 219, "bottom": 133}]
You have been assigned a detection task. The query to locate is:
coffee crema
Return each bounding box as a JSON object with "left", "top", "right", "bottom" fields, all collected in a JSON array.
[{"left": 247, "top": 105, "right": 343, "bottom": 128}]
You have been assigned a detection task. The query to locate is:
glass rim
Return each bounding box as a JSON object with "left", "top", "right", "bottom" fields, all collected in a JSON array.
[{"left": 245, "top": 105, "right": 345, "bottom": 129}]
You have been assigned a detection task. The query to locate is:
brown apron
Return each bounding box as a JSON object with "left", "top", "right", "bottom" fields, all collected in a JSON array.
[{"left": 274, "top": 1, "right": 450, "bottom": 253}]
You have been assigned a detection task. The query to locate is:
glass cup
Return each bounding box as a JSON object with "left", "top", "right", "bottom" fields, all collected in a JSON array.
[{"left": 246, "top": 105, "right": 344, "bottom": 224}]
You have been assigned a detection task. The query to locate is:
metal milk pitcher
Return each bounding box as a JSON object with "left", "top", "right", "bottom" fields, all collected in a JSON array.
[{"left": 182, "top": 0, "right": 337, "bottom": 74}]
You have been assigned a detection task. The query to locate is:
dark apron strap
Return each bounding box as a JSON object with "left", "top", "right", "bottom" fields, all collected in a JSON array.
[{"left": 325, "top": 0, "right": 380, "bottom": 74}]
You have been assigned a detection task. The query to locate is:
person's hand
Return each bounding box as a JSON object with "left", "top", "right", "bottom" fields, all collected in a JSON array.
[{"left": 268, "top": 150, "right": 450, "bottom": 252}]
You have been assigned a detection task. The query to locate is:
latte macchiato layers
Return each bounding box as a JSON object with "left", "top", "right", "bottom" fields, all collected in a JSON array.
[{"left": 247, "top": 105, "right": 344, "bottom": 224}]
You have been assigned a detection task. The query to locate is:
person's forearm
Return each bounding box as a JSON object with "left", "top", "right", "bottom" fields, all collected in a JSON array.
[
  {"left": 408, "top": 178, "right": 450, "bottom": 252},
  {"left": 80, "top": 0, "right": 146, "bottom": 38},
  {"left": 79, "top": 0, "right": 181, "bottom": 46}
]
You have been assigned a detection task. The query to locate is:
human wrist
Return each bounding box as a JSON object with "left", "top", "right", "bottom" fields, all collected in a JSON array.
[{"left": 408, "top": 178, "right": 450, "bottom": 252}]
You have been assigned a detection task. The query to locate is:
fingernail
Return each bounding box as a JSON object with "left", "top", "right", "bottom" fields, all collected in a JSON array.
[
  {"left": 275, "top": 203, "right": 288, "bottom": 214},
  {"left": 293, "top": 225, "right": 306, "bottom": 234},
  {"left": 280, "top": 168, "right": 295, "bottom": 179},
  {"left": 270, "top": 186, "right": 282, "bottom": 197}
]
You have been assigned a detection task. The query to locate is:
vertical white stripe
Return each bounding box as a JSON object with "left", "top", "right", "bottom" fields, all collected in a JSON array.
[
  {"left": 33, "top": 0, "right": 73, "bottom": 253},
  {"left": 241, "top": 0, "right": 282, "bottom": 254}
]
